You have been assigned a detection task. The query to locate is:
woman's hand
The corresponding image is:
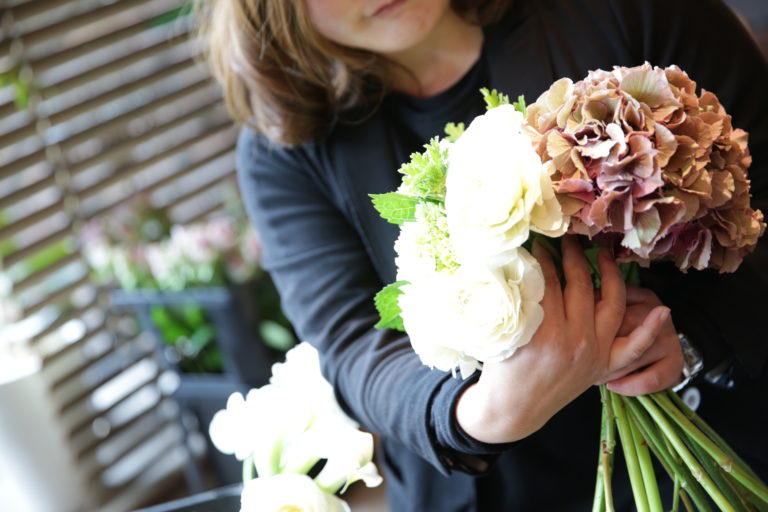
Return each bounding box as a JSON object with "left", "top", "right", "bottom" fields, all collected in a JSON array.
[
  {"left": 455, "top": 237, "right": 670, "bottom": 444},
  {"left": 597, "top": 285, "right": 684, "bottom": 396}
]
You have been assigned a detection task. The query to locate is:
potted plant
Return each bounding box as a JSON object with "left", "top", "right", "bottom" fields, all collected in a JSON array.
[{"left": 80, "top": 191, "right": 295, "bottom": 487}]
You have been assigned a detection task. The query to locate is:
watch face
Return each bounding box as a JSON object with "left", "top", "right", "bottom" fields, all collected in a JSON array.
[{"left": 678, "top": 333, "right": 703, "bottom": 378}]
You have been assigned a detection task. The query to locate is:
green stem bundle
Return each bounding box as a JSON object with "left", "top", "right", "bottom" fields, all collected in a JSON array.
[{"left": 592, "top": 389, "right": 768, "bottom": 511}]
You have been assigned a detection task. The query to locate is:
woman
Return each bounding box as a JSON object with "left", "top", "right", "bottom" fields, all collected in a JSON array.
[{"left": 204, "top": 0, "right": 768, "bottom": 509}]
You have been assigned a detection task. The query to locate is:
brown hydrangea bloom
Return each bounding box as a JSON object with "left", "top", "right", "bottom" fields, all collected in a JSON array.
[{"left": 526, "top": 63, "right": 765, "bottom": 272}]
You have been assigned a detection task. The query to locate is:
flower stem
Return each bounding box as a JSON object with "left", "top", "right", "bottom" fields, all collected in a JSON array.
[
  {"left": 652, "top": 393, "right": 768, "bottom": 505},
  {"left": 667, "top": 411, "right": 751, "bottom": 512},
  {"left": 593, "top": 469, "right": 606, "bottom": 512},
  {"left": 637, "top": 395, "right": 736, "bottom": 512},
  {"left": 624, "top": 397, "right": 663, "bottom": 512},
  {"left": 242, "top": 455, "right": 255, "bottom": 482},
  {"left": 592, "top": 385, "right": 616, "bottom": 512},
  {"left": 600, "top": 386, "right": 616, "bottom": 512},
  {"left": 666, "top": 389, "right": 766, "bottom": 487},
  {"left": 672, "top": 474, "right": 681, "bottom": 512},
  {"left": 623, "top": 397, "right": 712, "bottom": 512},
  {"left": 611, "top": 391, "right": 650, "bottom": 512}
]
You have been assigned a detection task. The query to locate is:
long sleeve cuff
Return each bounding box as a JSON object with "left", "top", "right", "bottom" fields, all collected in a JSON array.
[{"left": 429, "top": 371, "right": 518, "bottom": 475}]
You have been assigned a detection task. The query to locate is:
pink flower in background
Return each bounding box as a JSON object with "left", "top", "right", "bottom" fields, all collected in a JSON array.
[
  {"left": 82, "top": 213, "right": 264, "bottom": 289},
  {"left": 204, "top": 217, "right": 239, "bottom": 252},
  {"left": 171, "top": 224, "right": 218, "bottom": 265},
  {"left": 527, "top": 63, "right": 765, "bottom": 272}
]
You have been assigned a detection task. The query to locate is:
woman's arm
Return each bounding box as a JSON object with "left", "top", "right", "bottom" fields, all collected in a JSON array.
[{"left": 237, "top": 130, "right": 481, "bottom": 472}]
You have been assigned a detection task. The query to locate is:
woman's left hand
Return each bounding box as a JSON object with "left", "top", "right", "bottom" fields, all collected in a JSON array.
[{"left": 597, "top": 285, "right": 684, "bottom": 395}]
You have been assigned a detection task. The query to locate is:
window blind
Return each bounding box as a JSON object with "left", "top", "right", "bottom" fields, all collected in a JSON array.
[{"left": 1, "top": 1, "right": 237, "bottom": 509}]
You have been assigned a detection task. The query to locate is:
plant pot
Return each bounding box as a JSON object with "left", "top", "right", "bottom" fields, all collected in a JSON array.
[
  {"left": 110, "top": 281, "right": 289, "bottom": 489},
  {"left": 135, "top": 483, "right": 242, "bottom": 512},
  {"left": 174, "top": 374, "right": 250, "bottom": 486},
  {"left": 0, "top": 356, "right": 88, "bottom": 512}
]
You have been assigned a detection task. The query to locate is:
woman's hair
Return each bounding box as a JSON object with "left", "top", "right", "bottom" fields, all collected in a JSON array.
[{"left": 201, "top": 0, "right": 512, "bottom": 146}]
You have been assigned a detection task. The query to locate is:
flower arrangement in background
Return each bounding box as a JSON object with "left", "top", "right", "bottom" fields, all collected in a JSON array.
[
  {"left": 80, "top": 188, "right": 294, "bottom": 373},
  {"left": 372, "top": 64, "right": 767, "bottom": 510},
  {"left": 209, "top": 342, "right": 383, "bottom": 512},
  {"left": 80, "top": 193, "right": 262, "bottom": 291}
]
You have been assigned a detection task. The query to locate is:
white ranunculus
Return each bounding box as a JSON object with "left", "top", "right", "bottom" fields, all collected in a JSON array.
[
  {"left": 445, "top": 104, "right": 567, "bottom": 266},
  {"left": 399, "top": 248, "right": 545, "bottom": 377},
  {"left": 394, "top": 216, "right": 436, "bottom": 282},
  {"left": 398, "top": 274, "right": 481, "bottom": 377},
  {"left": 456, "top": 248, "right": 545, "bottom": 363},
  {"left": 240, "top": 474, "right": 350, "bottom": 512}
]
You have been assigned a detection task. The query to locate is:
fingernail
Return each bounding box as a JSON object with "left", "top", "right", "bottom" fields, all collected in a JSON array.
[{"left": 658, "top": 307, "right": 670, "bottom": 323}]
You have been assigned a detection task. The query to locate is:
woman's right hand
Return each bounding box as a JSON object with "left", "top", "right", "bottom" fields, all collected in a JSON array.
[{"left": 455, "top": 236, "right": 670, "bottom": 444}]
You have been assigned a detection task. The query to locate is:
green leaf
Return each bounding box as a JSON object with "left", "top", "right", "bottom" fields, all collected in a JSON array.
[
  {"left": 513, "top": 94, "right": 527, "bottom": 115},
  {"left": 370, "top": 193, "right": 418, "bottom": 225},
  {"left": 620, "top": 261, "right": 641, "bottom": 286},
  {"left": 374, "top": 281, "right": 408, "bottom": 331},
  {"left": 444, "top": 122, "right": 465, "bottom": 142},
  {"left": 480, "top": 87, "right": 510, "bottom": 110},
  {"left": 584, "top": 246, "right": 603, "bottom": 288},
  {"left": 146, "top": 1, "right": 194, "bottom": 28},
  {"left": 259, "top": 320, "right": 295, "bottom": 351},
  {"left": 398, "top": 137, "right": 449, "bottom": 200}
]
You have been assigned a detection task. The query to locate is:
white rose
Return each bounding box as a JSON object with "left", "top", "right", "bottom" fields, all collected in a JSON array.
[
  {"left": 399, "top": 248, "right": 545, "bottom": 377},
  {"left": 445, "top": 104, "right": 567, "bottom": 266},
  {"left": 240, "top": 474, "right": 350, "bottom": 512}
]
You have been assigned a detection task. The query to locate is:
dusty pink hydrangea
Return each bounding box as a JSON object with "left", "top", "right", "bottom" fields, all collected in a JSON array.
[{"left": 527, "top": 63, "right": 765, "bottom": 272}]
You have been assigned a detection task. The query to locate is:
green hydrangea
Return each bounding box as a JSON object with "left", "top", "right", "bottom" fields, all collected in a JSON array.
[{"left": 416, "top": 202, "right": 460, "bottom": 274}]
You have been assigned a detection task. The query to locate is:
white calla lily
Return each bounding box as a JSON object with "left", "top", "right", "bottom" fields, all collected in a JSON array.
[{"left": 240, "top": 474, "right": 350, "bottom": 512}]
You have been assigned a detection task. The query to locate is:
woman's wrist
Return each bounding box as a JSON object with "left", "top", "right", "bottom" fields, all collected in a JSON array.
[{"left": 454, "top": 380, "right": 540, "bottom": 445}]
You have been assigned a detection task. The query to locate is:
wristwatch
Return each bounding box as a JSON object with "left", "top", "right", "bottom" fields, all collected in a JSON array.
[{"left": 673, "top": 332, "right": 704, "bottom": 391}]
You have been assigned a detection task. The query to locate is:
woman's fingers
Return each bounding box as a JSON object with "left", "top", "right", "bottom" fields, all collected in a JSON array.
[
  {"left": 626, "top": 285, "right": 658, "bottom": 306},
  {"left": 605, "top": 354, "right": 683, "bottom": 396},
  {"left": 561, "top": 236, "right": 595, "bottom": 324},
  {"left": 595, "top": 248, "right": 626, "bottom": 343},
  {"left": 597, "top": 337, "right": 676, "bottom": 384},
  {"left": 532, "top": 239, "right": 564, "bottom": 321},
  {"left": 607, "top": 305, "right": 669, "bottom": 373}
]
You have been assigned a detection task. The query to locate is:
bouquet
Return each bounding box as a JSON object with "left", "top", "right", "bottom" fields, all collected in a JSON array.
[
  {"left": 209, "top": 342, "right": 383, "bottom": 512},
  {"left": 372, "top": 63, "right": 768, "bottom": 510}
]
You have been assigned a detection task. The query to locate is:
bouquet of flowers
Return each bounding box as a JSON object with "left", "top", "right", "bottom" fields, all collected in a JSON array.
[
  {"left": 209, "top": 342, "right": 383, "bottom": 512},
  {"left": 372, "top": 63, "right": 768, "bottom": 511}
]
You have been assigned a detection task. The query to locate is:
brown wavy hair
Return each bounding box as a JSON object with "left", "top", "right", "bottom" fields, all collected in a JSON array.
[{"left": 200, "top": 0, "right": 513, "bottom": 146}]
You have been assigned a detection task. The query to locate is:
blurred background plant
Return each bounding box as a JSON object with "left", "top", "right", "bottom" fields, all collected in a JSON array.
[{"left": 79, "top": 186, "right": 294, "bottom": 375}]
